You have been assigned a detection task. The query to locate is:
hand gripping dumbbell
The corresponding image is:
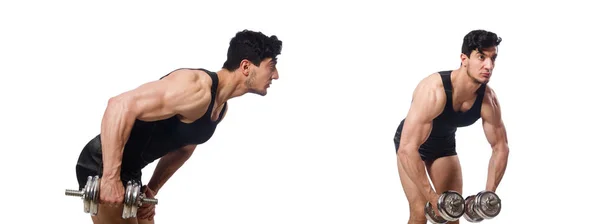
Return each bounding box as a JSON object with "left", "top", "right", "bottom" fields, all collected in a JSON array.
[
  {"left": 424, "top": 191, "right": 466, "bottom": 224},
  {"left": 463, "top": 191, "right": 501, "bottom": 222},
  {"left": 65, "top": 175, "right": 159, "bottom": 219}
]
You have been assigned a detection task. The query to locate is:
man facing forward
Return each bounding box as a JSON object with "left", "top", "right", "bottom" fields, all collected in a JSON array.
[{"left": 393, "top": 29, "right": 509, "bottom": 224}]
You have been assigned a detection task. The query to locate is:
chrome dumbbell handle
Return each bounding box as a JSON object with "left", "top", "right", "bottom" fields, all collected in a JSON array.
[
  {"left": 65, "top": 189, "right": 157, "bottom": 204},
  {"left": 142, "top": 197, "right": 159, "bottom": 205},
  {"left": 449, "top": 199, "right": 463, "bottom": 206},
  {"left": 65, "top": 189, "right": 85, "bottom": 197},
  {"left": 65, "top": 176, "right": 101, "bottom": 215},
  {"left": 486, "top": 198, "right": 499, "bottom": 206}
]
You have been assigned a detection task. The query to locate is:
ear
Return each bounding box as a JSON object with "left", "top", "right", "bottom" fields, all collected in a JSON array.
[
  {"left": 239, "top": 59, "right": 251, "bottom": 76},
  {"left": 460, "top": 53, "right": 469, "bottom": 67}
]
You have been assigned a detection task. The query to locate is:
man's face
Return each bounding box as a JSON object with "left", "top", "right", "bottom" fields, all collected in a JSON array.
[
  {"left": 462, "top": 47, "right": 498, "bottom": 84},
  {"left": 245, "top": 58, "right": 279, "bottom": 96}
]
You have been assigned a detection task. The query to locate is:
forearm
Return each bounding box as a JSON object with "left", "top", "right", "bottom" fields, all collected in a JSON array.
[
  {"left": 485, "top": 144, "right": 509, "bottom": 192},
  {"left": 101, "top": 98, "right": 137, "bottom": 180},
  {"left": 147, "top": 149, "right": 193, "bottom": 194},
  {"left": 398, "top": 145, "right": 436, "bottom": 199}
]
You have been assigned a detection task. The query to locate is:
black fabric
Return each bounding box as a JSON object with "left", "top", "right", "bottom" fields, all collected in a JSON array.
[{"left": 393, "top": 70, "right": 487, "bottom": 161}]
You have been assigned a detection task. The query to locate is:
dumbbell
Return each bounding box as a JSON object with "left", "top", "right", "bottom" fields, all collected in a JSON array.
[
  {"left": 463, "top": 191, "right": 501, "bottom": 222},
  {"left": 424, "top": 190, "right": 466, "bottom": 224},
  {"left": 65, "top": 175, "right": 159, "bottom": 219}
]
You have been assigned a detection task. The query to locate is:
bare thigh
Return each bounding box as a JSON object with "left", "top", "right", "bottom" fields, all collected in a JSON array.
[
  {"left": 91, "top": 204, "right": 138, "bottom": 224},
  {"left": 396, "top": 156, "right": 428, "bottom": 224},
  {"left": 425, "top": 155, "right": 463, "bottom": 224}
]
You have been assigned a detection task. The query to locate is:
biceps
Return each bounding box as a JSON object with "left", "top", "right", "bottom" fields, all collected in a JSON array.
[{"left": 483, "top": 119, "right": 508, "bottom": 147}]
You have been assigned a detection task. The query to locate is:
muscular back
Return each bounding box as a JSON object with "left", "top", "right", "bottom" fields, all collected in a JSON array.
[{"left": 113, "top": 68, "right": 215, "bottom": 123}]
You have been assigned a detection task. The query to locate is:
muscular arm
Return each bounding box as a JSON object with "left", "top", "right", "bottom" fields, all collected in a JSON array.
[
  {"left": 481, "top": 87, "right": 510, "bottom": 192},
  {"left": 397, "top": 76, "right": 446, "bottom": 200},
  {"left": 100, "top": 69, "right": 211, "bottom": 181},
  {"left": 147, "top": 144, "right": 197, "bottom": 194}
]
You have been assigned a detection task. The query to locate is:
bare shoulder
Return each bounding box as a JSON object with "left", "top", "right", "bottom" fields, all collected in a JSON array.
[
  {"left": 161, "top": 68, "right": 213, "bottom": 88},
  {"left": 411, "top": 72, "right": 446, "bottom": 104},
  {"left": 482, "top": 84, "right": 499, "bottom": 107},
  {"left": 164, "top": 68, "right": 214, "bottom": 103},
  {"left": 406, "top": 72, "right": 447, "bottom": 121},
  {"left": 419, "top": 73, "right": 445, "bottom": 90},
  {"left": 481, "top": 84, "right": 503, "bottom": 122},
  {"left": 158, "top": 69, "right": 214, "bottom": 121}
]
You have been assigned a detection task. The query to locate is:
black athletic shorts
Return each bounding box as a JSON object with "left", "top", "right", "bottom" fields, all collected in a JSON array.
[
  {"left": 75, "top": 136, "right": 143, "bottom": 190},
  {"left": 75, "top": 165, "right": 142, "bottom": 190},
  {"left": 393, "top": 121, "right": 457, "bottom": 162}
]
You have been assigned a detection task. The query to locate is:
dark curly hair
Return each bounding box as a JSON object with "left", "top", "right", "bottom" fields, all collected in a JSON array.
[
  {"left": 222, "top": 30, "right": 283, "bottom": 71},
  {"left": 461, "top": 29, "right": 502, "bottom": 57}
]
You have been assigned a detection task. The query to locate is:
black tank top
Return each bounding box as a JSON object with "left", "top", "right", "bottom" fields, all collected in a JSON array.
[
  {"left": 429, "top": 70, "right": 486, "bottom": 137},
  {"left": 78, "top": 68, "right": 227, "bottom": 172}
]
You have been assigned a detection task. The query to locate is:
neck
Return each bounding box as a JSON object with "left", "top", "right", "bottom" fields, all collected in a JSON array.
[
  {"left": 213, "top": 69, "right": 250, "bottom": 105},
  {"left": 452, "top": 67, "right": 482, "bottom": 98}
]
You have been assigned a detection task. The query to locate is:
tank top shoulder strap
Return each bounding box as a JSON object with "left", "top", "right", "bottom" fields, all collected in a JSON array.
[
  {"left": 438, "top": 70, "right": 454, "bottom": 112},
  {"left": 198, "top": 68, "right": 228, "bottom": 123},
  {"left": 472, "top": 82, "right": 487, "bottom": 111},
  {"left": 195, "top": 68, "right": 219, "bottom": 96},
  {"left": 476, "top": 82, "right": 487, "bottom": 95},
  {"left": 439, "top": 70, "right": 453, "bottom": 93},
  {"left": 195, "top": 69, "right": 219, "bottom": 115}
]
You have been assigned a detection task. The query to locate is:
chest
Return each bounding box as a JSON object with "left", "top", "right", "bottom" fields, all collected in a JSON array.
[
  {"left": 452, "top": 93, "right": 478, "bottom": 113},
  {"left": 452, "top": 98, "right": 476, "bottom": 113},
  {"left": 179, "top": 102, "right": 225, "bottom": 124},
  {"left": 170, "top": 101, "right": 226, "bottom": 145},
  {"left": 172, "top": 117, "right": 218, "bottom": 145},
  {"left": 210, "top": 103, "right": 225, "bottom": 121},
  {"left": 438, "top": 95, "right": 483, "bottom": 127}
]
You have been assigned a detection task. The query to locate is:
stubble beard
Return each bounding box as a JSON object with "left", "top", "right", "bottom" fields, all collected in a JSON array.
[
  {"left": 466, "top": 69, "right": 487, "bottom": 85},
  {"left": 245, "top": 71, "right": 263, "bottom": 95}
]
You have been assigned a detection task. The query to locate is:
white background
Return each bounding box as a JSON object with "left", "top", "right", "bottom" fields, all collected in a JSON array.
[{"left": 1, "top": 0, "right": 598, "bottom": 223}]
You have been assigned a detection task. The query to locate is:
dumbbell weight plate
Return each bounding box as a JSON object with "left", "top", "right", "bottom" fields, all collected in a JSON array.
[
  {"left": 130, "top": 182, "right": 141, "bottom": 217},
  {"left": 123, "top": 181, "right": 130, "bottom": 218},
  {"left": 83, "top": 176, "right": 92, "bottom": 214},
  {"left": 83, "top": 175, "right": 100, "bottom": 216},
  {"left": 66, "top": 175, "right": 100, "bottom": 216},
  {"left": 122, "top": 181, "right": 147, "bottom": 219},
  {"left": 438, "top": 191, "right": 465, "bottom": 221},
  {"left": 463, "top": 195, "right": 484, "bottom": 223},
  {"left": 122, "top": 181, "right": 135, "bottom": 219},
  {"left": 90, "top": 175, "right": 100, "bottom": 215},
  {"left": 425, "top": 201, "right": 449, "bottom": 224},
  {"left": 67, "top": 176, "right": 159, "bottom": 219},
  {"left": 474, "top": 191, "right": 501, "bottom": 219}
]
